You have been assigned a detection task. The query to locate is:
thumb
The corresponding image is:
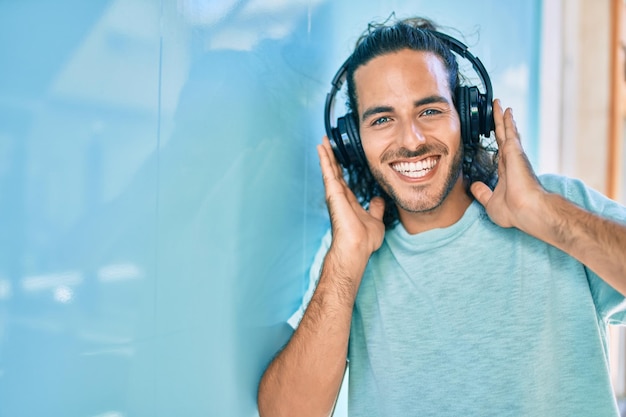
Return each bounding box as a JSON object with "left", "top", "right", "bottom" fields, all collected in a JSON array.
[
  {"left": 368, "top": 196, "right": 385, "bottom": 221},
  {"left": 470, "top": 182, "right": 493, "bottom": 208}
]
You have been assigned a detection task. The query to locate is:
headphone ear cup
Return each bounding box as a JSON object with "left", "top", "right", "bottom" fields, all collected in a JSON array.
[
  {"left": 329, "top": 115, "right": 350, "bottom": 167},
  {"left": 456, "top": 86, "right": 471, "bottom": 146},
  {"left": 481, "top": 94, "right": 494, "bottom": 136},
  {"left": 331, "top": 112, "right": 365, "bottom": 167},
  {"left": 344, "top": 112, "right": 367, "bottom": 167},
  {"left": 456, "top": 86, "right": 483, "bottom": 146},
  {"left": 467, "top": 86, "right": 481, "bottom": 145}
]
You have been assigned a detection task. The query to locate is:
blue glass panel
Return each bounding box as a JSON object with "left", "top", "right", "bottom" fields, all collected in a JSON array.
[{"left": 0, "top": 1, "right": 540, "bottom": 416}]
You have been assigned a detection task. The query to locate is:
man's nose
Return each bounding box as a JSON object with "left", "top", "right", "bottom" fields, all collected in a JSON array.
[{"left": 400, "top": 120, "right": 426, "bottom": 147}]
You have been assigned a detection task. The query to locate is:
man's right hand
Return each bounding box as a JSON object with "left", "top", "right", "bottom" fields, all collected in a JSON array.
[
  {"left": 257, "top": 137, "right": 384, "bottom": 417},
  {"left": 318, "top": 136, "right": 386, "bottom": 268}
]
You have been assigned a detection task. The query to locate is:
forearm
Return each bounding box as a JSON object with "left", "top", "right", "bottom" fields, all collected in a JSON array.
[
  {"left": 524, "top": 192, "right": 626, "bottom": 294},
  {"left": 258, "top": 248, "right": 368, "bottom": 417}
]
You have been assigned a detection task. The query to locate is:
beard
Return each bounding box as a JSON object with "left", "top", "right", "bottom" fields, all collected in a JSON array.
[{"left": 369, "top": 142, "right": 464, "bottom": 214}]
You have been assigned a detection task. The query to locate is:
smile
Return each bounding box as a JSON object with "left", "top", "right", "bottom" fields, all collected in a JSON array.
[{"left": 391, "top": 156, "right": 439, "bottom": 178}]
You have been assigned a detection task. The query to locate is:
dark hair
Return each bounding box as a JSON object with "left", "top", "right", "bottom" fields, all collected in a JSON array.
[{"left": 344, "top": 17, "right": 498, "bottom": 229}]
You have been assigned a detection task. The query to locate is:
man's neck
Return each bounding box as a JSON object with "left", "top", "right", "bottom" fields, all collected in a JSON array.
[{"left": 397, "top": 180, "right": 473, "bottom": 235}]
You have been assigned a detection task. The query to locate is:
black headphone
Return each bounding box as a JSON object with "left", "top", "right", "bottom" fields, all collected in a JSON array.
[{"left": 324, "top": 30, "right": 494, "bottom": 168}]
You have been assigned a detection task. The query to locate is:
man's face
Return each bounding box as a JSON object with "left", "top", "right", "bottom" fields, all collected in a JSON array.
[{"left": 354, "top": 49, "right": 464, "bottom": 215}]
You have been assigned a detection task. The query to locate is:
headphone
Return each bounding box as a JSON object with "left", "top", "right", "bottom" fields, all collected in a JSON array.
[{"left": 324, "top": 30, "right": 494, "bottom": 168}]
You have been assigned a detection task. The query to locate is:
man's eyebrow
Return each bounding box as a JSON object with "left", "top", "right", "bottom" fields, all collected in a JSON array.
[
  {"left": 414, "top": 95, "right": 451, "bottom": 107},
  {"left": 360, "top": 95, "right": 451, "bottom": 123},
  {"left": 361, "top": 105, "right": 394, "bottom": 123}
]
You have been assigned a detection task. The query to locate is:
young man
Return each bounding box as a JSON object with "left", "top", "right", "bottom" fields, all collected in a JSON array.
[{"left": 257, "top": 17, "right": 626, "bottom": 416}]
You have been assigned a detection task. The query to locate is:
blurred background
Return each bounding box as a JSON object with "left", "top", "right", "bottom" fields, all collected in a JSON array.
[{"left": 0, "top": 0, "right": 624, "bottom": 416}]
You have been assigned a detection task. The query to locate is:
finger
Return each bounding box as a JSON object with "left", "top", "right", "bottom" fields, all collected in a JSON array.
[
  {"left": 318, "top": 140, "right": 359, "bottom": 205},
  {"left": 317, "top": 143, "right": 342, "bottom": 193},
  {"left": 367, "top": 196, "right": 385, "bottom": 221},
  {"left": 318, "top": 137, "right": 342, "bottom": 182},
  {"left": 492, "top": 99, "right": 506, "bottom": 148},
  {"left": 503, "top": 108, "right": 523, "bottom": 150},
  {"left": 470, "top": 181, "right": 493, "bottom": 208},
  {"left": 321, "top": 136, "right": 344, "bottom": 180}
]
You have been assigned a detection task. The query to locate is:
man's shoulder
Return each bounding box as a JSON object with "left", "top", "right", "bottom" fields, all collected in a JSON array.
[
  {"left": 537, "top": 173, "right": 618, "bottom": 210},
  {"left": 537, "top": 173, "right": 575, "bottom": 193}
]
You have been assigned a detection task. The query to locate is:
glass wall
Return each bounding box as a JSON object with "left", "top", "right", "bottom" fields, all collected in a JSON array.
[{"left": 0, "top": 1, "right": 540, "bottom": 416}]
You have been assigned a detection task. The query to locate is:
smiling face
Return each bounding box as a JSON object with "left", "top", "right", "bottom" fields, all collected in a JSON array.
[{"left": 354, "top": 49, "right": 471, "bottom": 232}]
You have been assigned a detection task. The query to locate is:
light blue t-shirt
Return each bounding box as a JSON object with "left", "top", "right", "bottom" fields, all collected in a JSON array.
[{"left": 290, "top": 174, "right": 626, "bottom": 416}]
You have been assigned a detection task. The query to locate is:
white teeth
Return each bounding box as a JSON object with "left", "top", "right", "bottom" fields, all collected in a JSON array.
[{"left": 391, "top": 157, "right": 438, "bottom": 178}]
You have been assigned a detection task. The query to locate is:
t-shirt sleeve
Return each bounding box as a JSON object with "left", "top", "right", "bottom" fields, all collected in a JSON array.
[
  {"left": 540, "top": 174, "right": 626, "bottom": 324},
  {"left": 287, "top": 229, "right": 332, "bottom": 329}
]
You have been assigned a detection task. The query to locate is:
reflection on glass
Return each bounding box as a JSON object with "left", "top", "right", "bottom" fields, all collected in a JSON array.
[{"left": 0, "top": 1, "right": 540, "bottom": 416}]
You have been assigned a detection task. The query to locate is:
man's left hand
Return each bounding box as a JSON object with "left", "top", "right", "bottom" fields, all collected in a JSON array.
[{"left": 470, "top": 99, "right": 546, "bottom": 232}]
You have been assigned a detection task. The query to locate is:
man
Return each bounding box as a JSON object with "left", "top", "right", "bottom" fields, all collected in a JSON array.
[{"left": 257, "top": 17, "right": 626, "bottom": 416}]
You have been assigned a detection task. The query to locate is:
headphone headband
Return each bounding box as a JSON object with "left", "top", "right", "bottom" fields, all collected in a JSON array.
[{"left": 324, "top": 29, "right": 494, "bottom": 168}]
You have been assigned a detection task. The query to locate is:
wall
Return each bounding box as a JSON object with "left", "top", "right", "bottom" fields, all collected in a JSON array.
[
  {"left": 561, "top": 0, "right": 612, "bottom": 192},
  {"left": 0, "top": 1, "right": 540, "bottom": 416},
  {"left": 542, "top": 0, "right": 626, "bottom": 401}
]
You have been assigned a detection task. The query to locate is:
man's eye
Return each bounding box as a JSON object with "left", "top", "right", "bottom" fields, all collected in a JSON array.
[
  {"left": 422, "top": 108, "right": 442, "bottom": 117},
  {"left": 373, "top": 116, "right": 391, "bottom": 126}
]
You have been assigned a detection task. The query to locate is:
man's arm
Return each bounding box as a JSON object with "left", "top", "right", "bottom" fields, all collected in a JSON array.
[
  {"left": 257, "top": 247, "right": 366, "bottom": 417},
  {"left": 525, "top": 191, "right": 626, "bottom": 294},
  {"left": 257, "top": 137, "right": 385, "bottom": 417},
  {"left": 471, "top": 100, "right": 626, "bottom": 295}
]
